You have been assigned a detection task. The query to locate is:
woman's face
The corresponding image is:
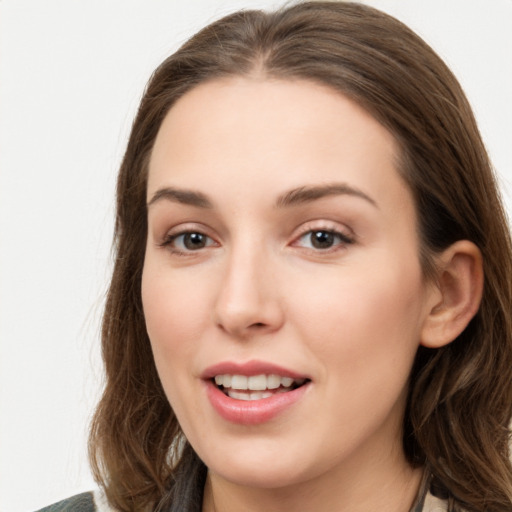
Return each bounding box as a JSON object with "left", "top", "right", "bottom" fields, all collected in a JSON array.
[{"left": 142, "top": 78, "right": 434, "bottom": 488}]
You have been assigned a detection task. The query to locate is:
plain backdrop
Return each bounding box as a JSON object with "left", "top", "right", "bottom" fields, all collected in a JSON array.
[{"left": 1, "top": 1, "right": 511, "bottom": 511}]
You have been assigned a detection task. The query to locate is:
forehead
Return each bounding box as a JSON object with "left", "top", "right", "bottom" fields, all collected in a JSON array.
[{"left": 147, "top": 77, "right": 409, "bottom": 213}]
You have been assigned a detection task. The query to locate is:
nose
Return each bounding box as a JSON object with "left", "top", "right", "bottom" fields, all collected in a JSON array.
[{"left": 213, "top": 243, "right": 284, "bottom": 339}]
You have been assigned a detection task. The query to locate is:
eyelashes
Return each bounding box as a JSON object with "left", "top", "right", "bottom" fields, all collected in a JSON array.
[{"left": 159, "top": 224, "right": 355, "bottom": 257}]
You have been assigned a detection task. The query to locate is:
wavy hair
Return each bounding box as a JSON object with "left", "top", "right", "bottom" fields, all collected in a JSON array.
[{"left": 89, "top": 2, "right": 512, "bottom": 510}]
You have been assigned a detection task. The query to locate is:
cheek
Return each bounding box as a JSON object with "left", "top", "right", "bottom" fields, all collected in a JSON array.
[
  {"left": 290, "top": 259, "right": 425, "bottom": 393},
  {"left": 141, "top": 261, "right": 210, "bottom": 375},
  {"left": 141, "top": 262, "right": 214, "bottom": 431},
  {"left": 293, "top": 267, "right": 425, "bottom": 456}
]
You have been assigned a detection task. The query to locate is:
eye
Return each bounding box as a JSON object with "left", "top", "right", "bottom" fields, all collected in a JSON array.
[
  {"left": 295, "top": 229, "right": 353, "bottom": 250},
  {"left": 162, "top": 231, "right": 217, "bottom": 253}
]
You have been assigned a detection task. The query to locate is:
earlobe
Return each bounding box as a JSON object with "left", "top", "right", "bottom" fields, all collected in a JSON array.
[{"left": 421, "top": 240, "right": 484, "bottom": 349}]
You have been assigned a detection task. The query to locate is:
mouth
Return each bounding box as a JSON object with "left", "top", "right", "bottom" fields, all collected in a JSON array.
[
  {"left": 202, "top": 362, "right": 311, "bottom": 424},
  {"left": 213, "top": 374, "right": 308, "bottom": 401}
]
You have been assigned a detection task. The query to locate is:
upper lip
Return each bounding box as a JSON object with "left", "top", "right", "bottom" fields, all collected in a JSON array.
[{"left": 201, "top": 360, "right": 309, "bottom": 380}]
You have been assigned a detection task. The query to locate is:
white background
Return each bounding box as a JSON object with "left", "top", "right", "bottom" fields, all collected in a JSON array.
[{"left": 1, "top": 1, "right": 511, "bottom": 511}]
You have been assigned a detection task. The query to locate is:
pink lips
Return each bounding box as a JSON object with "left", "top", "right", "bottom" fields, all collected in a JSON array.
[
  {"left": 201, "top": 360, "right": 307, "bottom": 380},
  {"left": 201, "top": 360, "right": 310, "bottom": 425}
]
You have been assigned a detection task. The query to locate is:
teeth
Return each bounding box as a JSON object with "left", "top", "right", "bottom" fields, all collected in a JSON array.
[
  {"left": 248, "top": 375, "right": 267, "bottom": 390},
  {"left": 267, "top": 374, "right": 281, "bottom": 389},
  {"left": 281, "top": 376, "right": 294, "bottom": 387},
  {"left": 214, "top": 373, "right": 306, "bottom": 391},
  {"left": 231, "top": 375, "right": 248, "bottom": 390},
  {"left": 228, "top": 390, "right": 275, "bottom": 401}
]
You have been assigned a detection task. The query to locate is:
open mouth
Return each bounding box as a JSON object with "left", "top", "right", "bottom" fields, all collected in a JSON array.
[{"left": 213, "top": 374, "right": 308, "bottom": 401}]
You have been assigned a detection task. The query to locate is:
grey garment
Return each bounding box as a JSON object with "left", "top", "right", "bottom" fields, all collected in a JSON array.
[{"left": 35, "top": 492, "right": 95, "bottom": 512}]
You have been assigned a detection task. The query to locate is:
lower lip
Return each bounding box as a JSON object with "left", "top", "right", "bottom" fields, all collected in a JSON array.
[{"left": 205, "top": 380, "right": 309, "bottom": 425}]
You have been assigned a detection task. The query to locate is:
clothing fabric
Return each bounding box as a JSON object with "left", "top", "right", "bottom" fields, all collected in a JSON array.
[
  {"left": 35, "top": 490, "right": 114, "bottom": 512},
  {"left": 35, "top": 492, "right": 95, "bottom": 512},
  {"left": 34, "top": 470, "right": 450, "bottom": 512}
]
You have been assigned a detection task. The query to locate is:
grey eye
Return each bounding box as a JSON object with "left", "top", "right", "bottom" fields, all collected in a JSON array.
[
  {"left": 171, "top": 232, "right": 215, "bottom": 251},
  {"left": 309, "top": 231, "right": 336, "bottom": 249},
  {"left": 297, "top": 230, "right": 351, "bottom": 250}
]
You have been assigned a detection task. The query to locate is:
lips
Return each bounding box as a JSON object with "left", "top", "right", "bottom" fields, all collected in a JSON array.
[{"left": 201, "top": 361, "right": 311, "bottom": 424}]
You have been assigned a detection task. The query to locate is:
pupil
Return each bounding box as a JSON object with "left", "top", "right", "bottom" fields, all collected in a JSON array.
[
  {"left": 312, "top": 231, "right": 334, "bottom": 249},
  {"left": 184, "top": 233, "right": 206, "bottom": 250}
]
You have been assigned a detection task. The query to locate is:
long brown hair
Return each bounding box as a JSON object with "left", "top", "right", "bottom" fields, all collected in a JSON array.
[{"left": 89, "top": 2, "right": 512, "bottom": 510}]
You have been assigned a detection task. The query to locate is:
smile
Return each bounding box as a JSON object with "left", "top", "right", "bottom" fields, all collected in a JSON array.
[
  {"left": 202, "top": 361, "right": 311, "bottom": 424},
  {"left": 214, "top": 374, "right": 307, "bottom": 401}
]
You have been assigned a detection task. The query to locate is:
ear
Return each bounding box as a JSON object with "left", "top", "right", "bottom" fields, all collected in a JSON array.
[{"left": 421, "top": 240, "right": 483, "bottom": 349}]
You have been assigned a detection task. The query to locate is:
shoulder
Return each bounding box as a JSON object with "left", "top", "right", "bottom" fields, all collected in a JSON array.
[
  {"left": 34, "top": 492, "right": 95, "bottom": 512},
  {"left": 34, "top": 490, "right": 116, "bottom": 512}
]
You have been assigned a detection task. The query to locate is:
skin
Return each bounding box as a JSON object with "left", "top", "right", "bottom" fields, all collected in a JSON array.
[{"left": 142, "top": 77, "right": 441, "bottom": 512}]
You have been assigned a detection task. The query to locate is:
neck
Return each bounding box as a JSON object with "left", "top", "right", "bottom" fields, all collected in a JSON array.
[{"left": 202, "top": 455, "right": 423, "bottom": 512}]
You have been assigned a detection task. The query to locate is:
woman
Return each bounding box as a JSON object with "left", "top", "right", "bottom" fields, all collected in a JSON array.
[{"left": 38, "top": 2, "right": 512, "bottom": 511}]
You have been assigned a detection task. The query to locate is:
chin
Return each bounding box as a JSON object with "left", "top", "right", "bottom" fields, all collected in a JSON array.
[
  {"left": 197, "top": 437, "right": 321, "bottom": 490},
  {"left": 211, "top": 462, "right": 309, "bottom": 489}
]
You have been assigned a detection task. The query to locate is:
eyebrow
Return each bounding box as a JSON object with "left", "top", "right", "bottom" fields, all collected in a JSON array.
[
  {"left": 275, "top": 183, "right": 378, "bottom": 209},
  {"left": 147, "top": 187, "right": 213, "bottom": 208},
  {"left": 147, "top": 182, "right": 377, "bottom": 210}
]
